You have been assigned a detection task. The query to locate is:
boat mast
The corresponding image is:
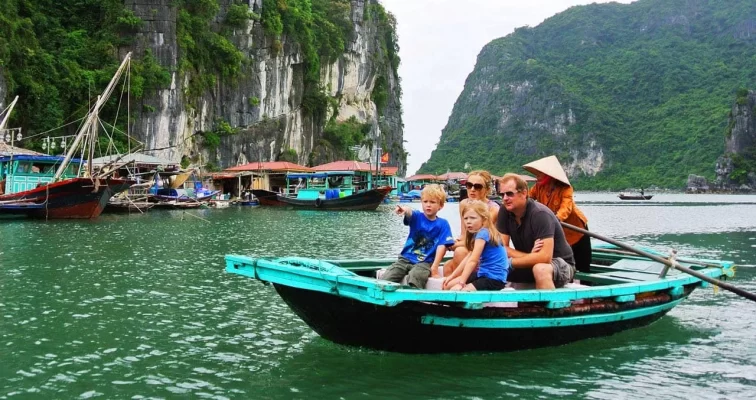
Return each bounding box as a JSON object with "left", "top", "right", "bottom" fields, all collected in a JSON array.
[
  {"left": 53, "top": 52, "right": 132, "bottom": 182},
  {"left": 0, "top": 96, "right": 19, "bottom": 132}
]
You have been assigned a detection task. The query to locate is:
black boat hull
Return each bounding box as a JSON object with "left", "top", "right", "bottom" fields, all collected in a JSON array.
[
  {"left": 273, "top": 284, "right": 679, "bottom": 353},
  {"left": 252, "top": 186, "right": 391, "bottom": 211},
  {"left": 618, "top": 195, "right": 653, "bottom": 200}
]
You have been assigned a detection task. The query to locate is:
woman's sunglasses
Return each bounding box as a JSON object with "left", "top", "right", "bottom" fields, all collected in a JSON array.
[{"left": 465, "top": 182, "right": 485, "bottom": 190}]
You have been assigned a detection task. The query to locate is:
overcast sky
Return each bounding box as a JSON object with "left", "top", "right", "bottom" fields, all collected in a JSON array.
[{"left": 379, "top": 0, "right": 635, "bottom": 175}]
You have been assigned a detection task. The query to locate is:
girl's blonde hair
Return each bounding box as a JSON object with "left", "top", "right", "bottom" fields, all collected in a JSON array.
[{"left": 462, "top": 200, "right": 503, "bottom": 250}]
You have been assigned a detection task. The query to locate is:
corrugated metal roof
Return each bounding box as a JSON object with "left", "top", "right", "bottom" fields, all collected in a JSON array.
[
  {"left": 0, "top": 143, "right": 43, "bottom": 156},
  {"left": 89, "top": 153, "right": 177, "bottom": 166}
]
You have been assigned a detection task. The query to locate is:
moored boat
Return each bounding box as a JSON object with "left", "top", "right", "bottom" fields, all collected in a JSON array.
[
  {"left": 253, "top": 185, "right": 392, "bottom": 211},
  {"left": 0, "top": 53, "right": 136, "bottom": 219},
  {"left": 225, "top": 246, "right": 735, "bottom": 353}
]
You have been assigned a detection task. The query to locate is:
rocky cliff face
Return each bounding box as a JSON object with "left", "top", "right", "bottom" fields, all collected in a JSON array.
[
  {"left": 124, "top": 0, "right": 403, "bottom": 172},
  {"left": 418, "top": 0, "right": 755, "bottom": 189},
  {"left": 714, "top": 90, "right": 756, "bottom": 191},
  {"left": 688, "top": 90, "right": 756, "bottom": 192}
]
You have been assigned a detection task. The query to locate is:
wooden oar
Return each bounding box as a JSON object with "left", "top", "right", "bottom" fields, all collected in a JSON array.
[
  {"left": 561, "top": 222, "right": 756, "bottom": 303},
  {"left": 593, "top": 247, "right": 723, "bottom": 268}
]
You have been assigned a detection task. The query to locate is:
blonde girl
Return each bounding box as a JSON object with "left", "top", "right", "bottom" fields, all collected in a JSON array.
[
  {"left": 439, "top": 170, "right": 500, "bottom": 277},
  {"left": 442, "top": 200, "right": 509, "bottom": 291}
]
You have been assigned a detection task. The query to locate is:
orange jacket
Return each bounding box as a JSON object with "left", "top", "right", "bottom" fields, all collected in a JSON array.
[{"left": 529, "top": 183, "right": 588, "bottom": 245}]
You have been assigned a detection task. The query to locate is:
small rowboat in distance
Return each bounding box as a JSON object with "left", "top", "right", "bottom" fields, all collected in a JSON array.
[
  {"left": 618, "top": 193, "right": 653, "bottom": 200},
  {"left": 225, "top": 246, "right": 735, "bottom": 353}
]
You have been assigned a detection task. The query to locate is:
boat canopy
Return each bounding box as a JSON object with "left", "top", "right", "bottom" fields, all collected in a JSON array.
[{"left": 0, "top": 154, "right": 82, "bottom": 164}]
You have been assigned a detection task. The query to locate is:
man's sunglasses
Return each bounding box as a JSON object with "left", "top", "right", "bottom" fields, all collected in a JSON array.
[
  {"left": 465, "top": 182, "right": 485, "bottom": 190},
  {"left": 501, "top": 190, "right": 519, "bottom": 198}
]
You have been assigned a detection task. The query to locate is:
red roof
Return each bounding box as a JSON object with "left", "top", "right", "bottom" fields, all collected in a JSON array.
[
  {"left": 312, "top": 161, "right": 399, "bottom": 176},
  {"left": 225, "top": 161, "right": 314, "bottom": 172},
  {"left": 380, "top": 166, "right": 399, "bottom": 176},
  {"left": 312, "top": 160, "right": 371, "bottom": 172},
  {"left": 405, "top": 174, "right": 438, "bottom": 181},
  {"left": 436, "top": 172, "right": 467, "bottom": 181}
]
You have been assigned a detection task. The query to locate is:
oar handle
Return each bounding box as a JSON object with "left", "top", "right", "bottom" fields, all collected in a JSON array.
[{"left": 561, "top": 222, "right": 756, "bottom": 303}]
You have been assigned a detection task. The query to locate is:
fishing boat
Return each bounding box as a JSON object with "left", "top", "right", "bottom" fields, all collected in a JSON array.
[
  {"left": 225, "top": 246, "right": 735, "bottom": 353},
  {"left": 253, "top": 186, "right": 391, "bottom": 211},
  {"left": 0, "top": 155, "right": 133, "bottom": 218},
  {"left": 618, "top": 193, "right": 653, "bottom": 200},
  {"left": 252, "top": 171, "right": 392, "bottom": 211},
  {"left": 0, "top": 53, "right": 137, "bottom": 219}
]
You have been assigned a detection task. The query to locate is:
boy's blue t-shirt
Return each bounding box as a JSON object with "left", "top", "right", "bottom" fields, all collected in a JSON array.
[
  {"left": 475, "top": 228, "right": 509, "bottom": 282},
  {"left": 400, "top": 212, "right": 454, "bottom": 264}
]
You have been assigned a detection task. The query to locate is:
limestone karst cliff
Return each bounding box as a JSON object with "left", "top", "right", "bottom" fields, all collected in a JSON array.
[
  {"left": 689, "top": 90, "right": 756, "bottom": 192},
  {"left": 0, "top": 0, "right": 405, "bottom": 173},
  {"left": 418, "top": 0, "right": 755, "bottom": 189}
]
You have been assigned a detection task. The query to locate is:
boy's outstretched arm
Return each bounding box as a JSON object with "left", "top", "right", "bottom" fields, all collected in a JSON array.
[{"left": 395, "top": 204, "right": 412, "bottom": 217}]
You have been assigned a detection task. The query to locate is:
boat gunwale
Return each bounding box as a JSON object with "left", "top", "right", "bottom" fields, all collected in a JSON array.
[{"left": 225, "top": 253, "right": 734, "bottom": 306}]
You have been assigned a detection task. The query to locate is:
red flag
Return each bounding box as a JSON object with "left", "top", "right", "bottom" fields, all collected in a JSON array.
[{"left": 380, "top": 152, "right": 389, "bottom": 163}]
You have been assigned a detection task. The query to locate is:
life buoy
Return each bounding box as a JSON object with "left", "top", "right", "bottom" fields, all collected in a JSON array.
[{"left": 315, "top": 198, "right": 323, "bottom": 208}]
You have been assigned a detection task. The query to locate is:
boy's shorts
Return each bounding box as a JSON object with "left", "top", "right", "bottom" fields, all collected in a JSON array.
[{"left": 381, "top": 257, "right": 431, "bottom": 288}]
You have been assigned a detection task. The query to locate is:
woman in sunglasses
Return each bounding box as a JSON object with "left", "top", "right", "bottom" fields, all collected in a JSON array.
[
  {"left": 438, "top": 170, "right": 500, "bottom": 277},
  {"left": 523, "top": 155, "right": 592, "bottom": 273}
]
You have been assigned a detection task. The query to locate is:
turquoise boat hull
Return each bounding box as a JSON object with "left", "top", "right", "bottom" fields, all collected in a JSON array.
[{"left": 225, "top": 248, "right": 735, "bottom": 353}]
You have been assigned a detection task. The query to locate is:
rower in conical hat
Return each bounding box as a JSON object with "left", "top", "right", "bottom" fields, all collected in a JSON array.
[{"left": 523, "top": 155, "right": 592, "bottom": 273}]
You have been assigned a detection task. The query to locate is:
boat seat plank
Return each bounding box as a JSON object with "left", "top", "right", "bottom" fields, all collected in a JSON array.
[
  {"left": 592, "top": 271, "right": 661, "bottom": 282},
  {"left": 607, "top": 258, "right": 668, "bottom": 274}
]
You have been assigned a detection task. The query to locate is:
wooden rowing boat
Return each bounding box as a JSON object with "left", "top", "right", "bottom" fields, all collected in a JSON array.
[{"left": 225, "top": 246, "right": 735, "bottom": 353}]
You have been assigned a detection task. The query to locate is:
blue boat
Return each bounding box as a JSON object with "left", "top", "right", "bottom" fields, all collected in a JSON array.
[{"left": 225, "top": 246, "right": 735, "bottom": 353}]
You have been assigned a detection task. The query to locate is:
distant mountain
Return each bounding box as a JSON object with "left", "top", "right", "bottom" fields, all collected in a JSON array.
[{"left": 418, "top": 0, "right": 756, "bottom": 189}]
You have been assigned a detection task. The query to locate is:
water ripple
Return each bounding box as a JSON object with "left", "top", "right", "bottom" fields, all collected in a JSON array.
[{"left": 1, "top": 196, "right": 755, "bottom": 398}]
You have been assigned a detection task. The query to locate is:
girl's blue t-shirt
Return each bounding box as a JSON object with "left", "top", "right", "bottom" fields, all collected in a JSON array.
[{"left": 475, "top": 228, "right": 509, "bottom": 282}]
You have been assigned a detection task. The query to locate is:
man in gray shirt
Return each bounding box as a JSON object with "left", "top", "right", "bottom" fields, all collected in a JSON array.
[{"left": 496, "top": 173, "right": 575, "bottom": 289}]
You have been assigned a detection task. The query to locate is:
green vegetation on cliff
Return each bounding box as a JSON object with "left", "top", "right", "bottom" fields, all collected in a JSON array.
[
  {"left": 419, "top": 0, "right": 756, "bottom": 189},
  {"left": 0, "top": 0, "right": 159, "bottom": 152},
  {"left": 0, "top": 0, "right": 399, "bottom": 155}
]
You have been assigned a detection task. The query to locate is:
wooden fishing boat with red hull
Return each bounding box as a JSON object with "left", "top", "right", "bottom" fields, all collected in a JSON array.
[
  {"left": 252, "top": 185, "right": 392, "bottom": 211},
  {"left": 0, "top": 177, "right": 133, "bottom": 219},
  {"left": 0, "top": 52, "right": 137, "bottom": 219}
]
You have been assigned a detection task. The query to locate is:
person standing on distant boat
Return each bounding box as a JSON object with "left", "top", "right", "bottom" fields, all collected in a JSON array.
[
  {"left": 522, "top": 156, "right": 592, "bottom": 273},
  {"left": 440, "top": 170, "right": 500, "bottom": 277},
  {"left": 381, "top": 184, "right": 455, "bottom": 288},
  {"left": 496, "top": 173, "right": 575, "bottom": 289},
  {"left": 443, "top": 200, "right": 510, "bottom": 291}
]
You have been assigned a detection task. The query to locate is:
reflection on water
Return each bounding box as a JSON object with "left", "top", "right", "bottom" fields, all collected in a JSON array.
[{"left": 1, "top": 193, "right": 755, "bottom": 398}]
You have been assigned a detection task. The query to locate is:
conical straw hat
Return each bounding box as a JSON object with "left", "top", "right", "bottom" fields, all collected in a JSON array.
[{"left": 523, "top": 155, "right": 570, "bottom": 186}]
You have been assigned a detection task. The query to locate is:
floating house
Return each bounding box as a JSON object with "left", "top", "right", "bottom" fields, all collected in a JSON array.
[
  {"left": 216, "top": 161, "right": 314, "bottom": 198},
  {"left": 404, "top": 174, "right": 440, "bottom": 192},
  {"left": 89, "top": 153, "right": 180, "bottom": 182},
  {"left": 312, "top": 160, "right": 400, "bottom": 196}
]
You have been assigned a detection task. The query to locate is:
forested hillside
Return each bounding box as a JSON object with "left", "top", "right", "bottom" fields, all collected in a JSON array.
[{"left": 418, "top": 0, "right": 755, "bottom": 189}]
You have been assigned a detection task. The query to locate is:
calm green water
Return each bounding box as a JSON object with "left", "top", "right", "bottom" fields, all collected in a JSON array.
[{"left": 2, "top": 193, "right": 755, "bottom": 399}]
